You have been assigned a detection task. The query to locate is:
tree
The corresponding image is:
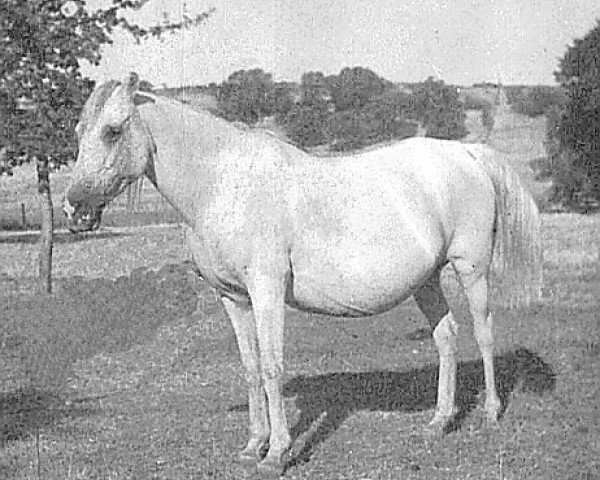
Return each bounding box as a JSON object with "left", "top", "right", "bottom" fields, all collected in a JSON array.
[
  {"left": 550, "top": 21, "right": 600, "bottom": 206},
  {"left": 267, "top": 81, "right": 296, "bottom": 123},
  {"left": 412, "top": 77, "right": 467, "bottom": 140},
  {"left": 511, "top": 85, "right": 567, "bottom": 118},
  {"left": 0, "top": 0, "right": 212, "bottom": 292},
  {"left": 283, "top": 100, "right": 330, "bottom": 149},
  {"left": 218, "top": 69, "right": 275, "bottom": 124},
  {"left": 282, "top": 72, "right": 331, "bottom": 149},
  {"left": 327, "top": 67, "right": 391, "bottom": 112},
  {"left": 328, "top": 90, "right": 417, "bottom": 151},
  {"left": 300, "top": 71, "right": 330, "bottom": 104}
]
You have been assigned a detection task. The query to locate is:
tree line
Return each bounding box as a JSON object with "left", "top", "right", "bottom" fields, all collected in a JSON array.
[{"left": 215, "top": 67, "right": 467, "bottom": 151}]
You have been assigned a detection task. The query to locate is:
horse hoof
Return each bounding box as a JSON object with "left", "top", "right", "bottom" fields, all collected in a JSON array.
[
  {"left": 485, "top": 416, "right": 501, "bottom": 429},
  {"left": 238, "top": 452, "right": 259, "bottom": 467},
  {"left": 238, "top": 440, "right": 269, "bottom": 466},
  {"left": 257, "top": 459, "right": 285, "bottom": 478},
  {"left": 422, "top": 422, "right": 446, "bottom": 437},
  {"left": 485, "top": 401, "right": 502, "bottom": 424},
  {"left": 423, "top": 414, "right": 454, "bottom": 436}
]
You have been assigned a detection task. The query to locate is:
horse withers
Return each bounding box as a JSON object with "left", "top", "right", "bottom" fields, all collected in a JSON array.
[{"left": 63, "top": 72, "right": 542, "bottom": 477}]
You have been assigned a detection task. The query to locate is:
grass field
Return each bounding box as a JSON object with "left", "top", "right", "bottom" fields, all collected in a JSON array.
[
  {"left": 1, "top": 111, "right": 598, "bottom": 479},
  {"left": 0, "top": 213, "right": 598, "bottom": 479}
]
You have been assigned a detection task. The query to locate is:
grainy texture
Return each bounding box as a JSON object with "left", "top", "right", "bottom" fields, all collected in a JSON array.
[
  {"left": 1, "top": 214, "right": 599, "bottom": 480},
  {"left": 1, "top": 112, "right": 598, "bottom": 479},
  {"left": 1, "top": 225, "right": 188, "bottom": 286}
]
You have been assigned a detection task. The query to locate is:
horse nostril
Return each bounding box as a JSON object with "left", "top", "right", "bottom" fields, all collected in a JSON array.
[{"left": 63, "top": 199, "right": 76, "bottom": 219}]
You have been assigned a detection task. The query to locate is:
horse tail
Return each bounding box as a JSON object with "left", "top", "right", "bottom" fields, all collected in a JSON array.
[{"left": 466, "top": 144, "right": 543, "bottom": 306}]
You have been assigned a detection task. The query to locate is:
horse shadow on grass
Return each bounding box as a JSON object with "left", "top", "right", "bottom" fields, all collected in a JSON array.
[
  {"left": 0, "top": 388, "right": 96, "bottom": 477},
  {"left": 231, "top": 347, "right": 555, "bottom": 467},
  {"left": 0, "top": 388, "right": 95, "bottom": 444}
]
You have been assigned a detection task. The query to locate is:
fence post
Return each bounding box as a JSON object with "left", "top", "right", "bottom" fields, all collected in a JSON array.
[{"left": 21, "top": 203, "right": 27, "bottom": 229}]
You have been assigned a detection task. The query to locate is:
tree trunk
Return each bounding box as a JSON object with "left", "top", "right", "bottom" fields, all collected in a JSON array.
[{"left": 36, "top": 157, "right": 53, "bottom": 294}]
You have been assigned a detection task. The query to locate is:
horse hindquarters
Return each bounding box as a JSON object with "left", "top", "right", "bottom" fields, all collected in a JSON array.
[{"left": 416, "top": 158, "right": 502, "bottom": 428}]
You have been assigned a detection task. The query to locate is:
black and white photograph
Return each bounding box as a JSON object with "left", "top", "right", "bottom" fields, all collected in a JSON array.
[{"left": 1, "top": 1, "right": 599, "bottom": 478}]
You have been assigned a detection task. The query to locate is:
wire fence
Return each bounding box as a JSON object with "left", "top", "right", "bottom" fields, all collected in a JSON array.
[{"left": 0, "top": 165, "right": 180, "bottom": 231}]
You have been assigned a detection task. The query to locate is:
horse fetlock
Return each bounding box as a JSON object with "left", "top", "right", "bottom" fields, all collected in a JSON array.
[
  {"left": 257, "top": 459, "right": 285, "bottom": 479},
  {"left": 432, "top": 405, "right": 458, "bottom": 421},
  {"left": 484, "top": 395, "right": 502, "bottom": 422},
  {"left": 239, "top": 436, "right": 270, "bottom": 464},
  {"left": 257, "top": 445, "right": 291, "bottom": 478},
  {"left": 425, "top": 407, "right": 458, "bottom": 435}
]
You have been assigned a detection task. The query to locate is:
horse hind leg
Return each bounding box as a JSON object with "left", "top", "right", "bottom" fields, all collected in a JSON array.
[
  {"left": 450, "top": 256, "right": 502, "bottom": 424},
  {"left": 413, "top": 270, "right": 459, "bottom": 434}
]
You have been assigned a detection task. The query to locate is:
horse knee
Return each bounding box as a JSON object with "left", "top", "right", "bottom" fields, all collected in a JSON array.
[
  {"left": 244, "top": 371, "right": 263, "bottom": 389},
  {"left": 260, "top": 363, "right": 283, "bottom": 383},
  {"left": 473, "top": 313, "right": 494, "bottom": 349}
]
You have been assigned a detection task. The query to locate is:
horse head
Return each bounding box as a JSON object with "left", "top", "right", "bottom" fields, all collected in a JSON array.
[{"left": 63, "top": 72, "right": 155, "bottom": 233}]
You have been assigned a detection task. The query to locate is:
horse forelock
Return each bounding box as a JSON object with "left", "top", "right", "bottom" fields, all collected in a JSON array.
[{"left": 77, "top": 80, "right": 121, "bottom": 139}]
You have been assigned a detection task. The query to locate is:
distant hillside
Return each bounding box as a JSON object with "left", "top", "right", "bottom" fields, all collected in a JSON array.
[
  {"left": 154, "top": 86, "right": 219, "bottom": 112},
  {"left": 459, "top": 85, "right": 505, "bottom": 107}
]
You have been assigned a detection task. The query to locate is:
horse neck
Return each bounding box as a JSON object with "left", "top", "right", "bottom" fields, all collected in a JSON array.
[{"left": 139, "top": 100, "right": 240, "bottom": 225}]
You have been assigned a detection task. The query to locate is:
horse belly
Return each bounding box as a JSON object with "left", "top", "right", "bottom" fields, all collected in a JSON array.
[{"left": 288, "top": 242, "right": 438, "bottom": 317}]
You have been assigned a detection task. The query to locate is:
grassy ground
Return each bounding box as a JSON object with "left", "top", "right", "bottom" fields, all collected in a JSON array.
[{"left": 1, "top": 213, "right": 599, "bottom": 480}]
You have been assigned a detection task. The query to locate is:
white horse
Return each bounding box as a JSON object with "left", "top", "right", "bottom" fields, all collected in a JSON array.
[{"left": 63, "top": 73, "right": 542, "bottom": 477}]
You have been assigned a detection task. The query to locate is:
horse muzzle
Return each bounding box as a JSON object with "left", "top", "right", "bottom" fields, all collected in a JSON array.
[{"left": 63, "top": 197, "right": 104, "bottom": 233}]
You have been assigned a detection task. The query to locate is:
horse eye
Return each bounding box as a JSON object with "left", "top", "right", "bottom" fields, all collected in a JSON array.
[{"left": 103, "top": 124, "right": 122, "bottom": 142}]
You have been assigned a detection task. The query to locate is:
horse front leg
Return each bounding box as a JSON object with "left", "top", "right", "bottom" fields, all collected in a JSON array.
[
  {"left": 221, "top": 297, "right": 271, "bottom": 464},
  {"left": 248, "top": 273, "right": 291, "bottom": 478}
]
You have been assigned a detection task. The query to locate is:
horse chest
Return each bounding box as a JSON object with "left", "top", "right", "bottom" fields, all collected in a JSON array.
[{"left": 185, "top": 224, "right": 251, "bottom": 299}]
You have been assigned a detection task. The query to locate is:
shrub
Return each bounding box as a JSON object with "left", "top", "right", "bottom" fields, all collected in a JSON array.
[
  {"left": 481, "top": 105, "right": 495, "bottom": 132},
  {"left": 412, "top": 78, "right": 468, "bottom": 140},
  {"left": 511, "top": 86, "right": 567, "bottom": 117},
  {"left": 218, "top": 69, "right": 275, "bottom": 124},
  {"left": 327, "top": 67, "right": 391, "bottom": 111},
  {"left": 283, "top": 99, "right": 331, "bottom": 149},
  {"left": 328, "top": 99, "right": 417, "bottom": 152}
]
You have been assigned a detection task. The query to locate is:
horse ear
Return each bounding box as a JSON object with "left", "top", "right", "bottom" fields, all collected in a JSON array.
[
  {"left": 134, "top": 92, "right": 156, "bottom": 106},
  {"left": 74, "top": 121, "right": 84, "bottom": 141},
  {"left": 123, "top": 72, "right": 140, "bottom": 97}
]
